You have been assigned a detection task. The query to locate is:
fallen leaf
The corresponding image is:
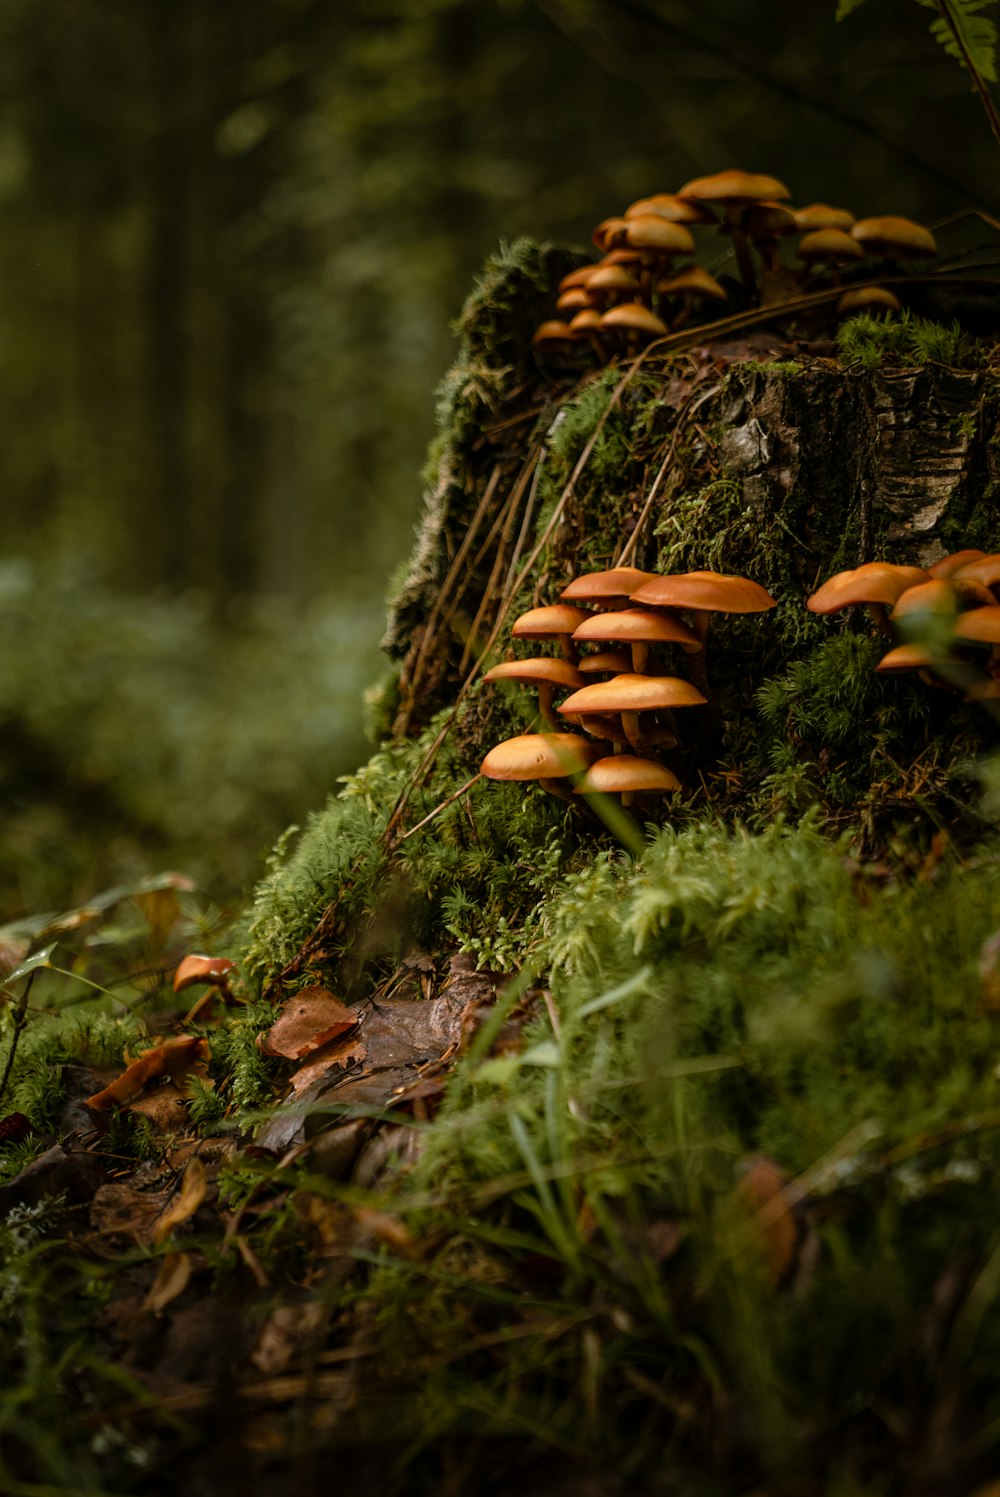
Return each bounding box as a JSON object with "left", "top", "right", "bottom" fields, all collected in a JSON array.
[
  {"left": 354, "top": 1205, "right": 416, "bottom": 1257},
  {"left": 153, "top": 1155, "right": 207, "bottom": 1244},
  {"left": 85, "top": 1035, "right": 210, "bottom": 1112},
  {"left": 259, "top": 986, "right": 359, "bottom": 1061},
  {"left": 736, "top": 1154, "right": 801, "bottom": 1283},
  {"left": 143, "top": 1252, "right": 193, "bottom": 1313}
]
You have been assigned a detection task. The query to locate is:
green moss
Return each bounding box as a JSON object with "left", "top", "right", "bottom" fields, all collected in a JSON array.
[{"left": 836, "top": 308, "right": 980, "bottom": 368}]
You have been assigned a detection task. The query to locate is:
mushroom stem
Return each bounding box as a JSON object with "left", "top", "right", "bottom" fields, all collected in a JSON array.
[
  {"left": 631, "top": 640, "right": 649, "bottom": 674},
  {"left": 868, "top": 601, "right": 894, "bottom": 638},
  {"left": 559, "top": 636, "right": 580, "bottom": 666},
  {"left": 622, "top": 709, "right": 644, "bottom": 754},
  {"left": 536, "top": 680, "right": 560, "bottom": 730},
  {"left": 725, "top": 207, "right": 758, "bottom": 296}
]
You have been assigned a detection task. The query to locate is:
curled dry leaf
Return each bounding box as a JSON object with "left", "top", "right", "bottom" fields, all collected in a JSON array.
[
  {"left": 143, "top": 1251, "right": 193, "bottom": 1314},
  {"left": 736, "top": 1154, "right": 802, "bottom": 1283},
  {"left": 259, "top": 985, "right": 359, "bottom": 1061},
  {"left": 153, "top": 1154, "right": 208, "bottom": 1244},
  {"left": 85, "top": 1035, "right": 210, "bottom": 1113}
]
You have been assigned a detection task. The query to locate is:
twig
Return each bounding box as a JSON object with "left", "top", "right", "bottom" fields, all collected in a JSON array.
[
  {"left": 400, "top": 773, "right": 484, "bottom": 840},
  {"left": 0, "top": 970, "right": 37, "bottom": 1109},
  {"left": 616, "top": 383, "right": 719, "bottom": 566}
]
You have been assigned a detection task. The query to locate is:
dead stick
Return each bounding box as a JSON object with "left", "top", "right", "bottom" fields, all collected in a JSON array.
[
  {"left": 0, "top": 969, "right": 37, "bottom": 1109},
  {"left": 461, "top": 447, "right": 541, "bottom": 672},
  {"left": 383, "top": 362, "right": 639, "bottom": 846},
  {"left": 400, "top": 773, "right": 483, "bottom": 841}
]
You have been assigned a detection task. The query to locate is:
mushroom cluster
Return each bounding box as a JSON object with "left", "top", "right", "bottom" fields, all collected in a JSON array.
[
  {"left": 533, "top": 169, "right": 938, "bottom": 361},
  {"left": 480, "top": 566, "right": 776, "bottom": 807},
  {"left": 807, "top": 550, "right": 1000, "bottom": 697}
]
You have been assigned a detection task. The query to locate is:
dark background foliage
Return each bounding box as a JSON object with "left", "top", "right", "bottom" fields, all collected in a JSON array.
[{"left": 0, "top": 0, "right": 994, "bottom": 906}]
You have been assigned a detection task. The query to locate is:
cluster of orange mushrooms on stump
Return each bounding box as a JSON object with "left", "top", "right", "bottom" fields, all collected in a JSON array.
[
  {"left": 534, "top": 168, "right": 937, "bottom": 360},
  {"left": 808, "top": 549, "right": 1000, "bottom": 699},
  {"left": 479, "top": 567, "right": 777, "bottom": 808}
]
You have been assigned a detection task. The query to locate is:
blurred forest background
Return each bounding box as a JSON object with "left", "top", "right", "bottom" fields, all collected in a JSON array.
[{"left": 2, "top": 0, "right": 997, "bottom": 915}]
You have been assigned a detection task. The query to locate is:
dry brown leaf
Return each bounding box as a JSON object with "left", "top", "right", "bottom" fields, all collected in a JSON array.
[
  {"left": 143, "top": 1251, "right": 193, "bottom": 1313},
  {"left": 737, "top": 1154, "right": 801, "bottom": 1283},
  {"left": 85, "top": 1035, "right": 210, "bottom": 1112},
  {"left": 259, "top": 986, "right": 359, "bottom": 1061},
  {"left": 153, "top": 1155, "right": 207, "bottom": 1244},
  {"left": 288, "top": 1034, "right": 368, "bottom": 1097}
]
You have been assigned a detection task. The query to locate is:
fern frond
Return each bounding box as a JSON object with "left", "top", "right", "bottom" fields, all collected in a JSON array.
[{"left": 917, "top": 0, "right": 999, "bottom": 83}]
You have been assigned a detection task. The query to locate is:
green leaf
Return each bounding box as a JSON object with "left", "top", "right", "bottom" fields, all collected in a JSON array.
[
  {"left": 917, "top": 0, "right": 999, "bottom": 83},
  {"left": 1, "top": 943, "right": 57, "bottom": 990},
  {"left": 835, "top": 0, "right": 870, "bottom": 17}
]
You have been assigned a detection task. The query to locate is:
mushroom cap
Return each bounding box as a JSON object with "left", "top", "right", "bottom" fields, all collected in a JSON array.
[
  {"left": 577, "top": 649, "right": 633, "bottom": 675},
  {"left": 797, "top": 227, "right": 864, "bottom": 262},
  {"left": 656, "top": 266, "right": 727, "bottom": 301},
  {"left": 480, "top": 733, "right": 597, "bottom": 781},
  {"left": 952, "top": 553, "right": 1000, "bottom": 588},
  {"left": 532, "top": 320, "right": 576, "bottom": 346},
  {"left": 677, "top": 169, "right": 791, "bottom": 206},
  {"left": 806, "top": 562, "right": 929, "bottom": 614},
  {"left": 836, "top": 287, "right": 902, "bottom": 316},
  {"left": 482, "top": 658, "right": 585, "bottom": 689},
  {"left": 966, "top": 677, "right": 1000, "bottom": 701},
  {"left": 875, "top": 642, "right": 958, "bottom": 673},
  {"left": 587, "top": 263, "right": 643, "bottom": 297},
  {"left": 512, "top": 603, "right": 591, "bottom": 639},
  {"left": 592, "top": 216, "right": 630, "bottom": 251},
  {"left": 625, "top": 216, "right": 696, "bottom": 254},
  {"left": 556, "top": 287, "right": 597, "bottom": 313},
  {"left": 892, "top": 578, "right": 994, "bottom": 628},
  {"left": 927, "top": 548, "right": 988, "bottom": 579},
  {"left": 951, "top": 605, "right": 1000, "bottom": 644},
  {"left": 631, "top": 569, "right": 777, "bottom": 614},
  {"left": 572, "top": 608, "right": 701, "bottom": 650},
  {"left": 600, "top": 303, "right": 669, "bottom": 337},
  {"left": 173, "top": 954, "right": 237, "bottom": 993},
  {"left": 601, "top": 247, "right": 645, "bottom": 267},
  {"left": 558, "top": 673, "right": 707, "bottom": 715},
  {"left": 560, "top": 566, "right": 659, "bottom": 603},
  {"left": 850, "top": 215, "right": 937, "bottom": 258},
  {"left": 574, "top": 755, "right": 682, "bottom": 795},
  {"left": 625, "top": 193, "right": 717, "bottom": 225},
  {"left": 568, "top": 308, "right": 604, "bottom": 336},
  {"left": 558, "top": 265, "right": 600, "bottom": 292},
  {"left": 792, "top": 203, "right": 856, "bottom": 232},
  {"left": 743, "top": 202, "right": 798, "bottom": 238}
]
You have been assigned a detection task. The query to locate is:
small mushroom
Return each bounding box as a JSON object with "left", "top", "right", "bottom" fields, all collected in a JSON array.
[
  {"left": 676, "top": 169, "right": 791, "bottom": 295},
  {"left": 558, "top": 673, "right": 706, "bottom": 754},
  {"left": 792, "top": 203, "right": 856, "bottom": 232},
  {"left": 572, "top": 607, "right": 700, "bottom": 674},
  {"left": 850, "top": 214, "right": 937, "bottom": 264},
  {"left": 624, "top": 193, "right": 717, "bottom": 226},
  {"left": 574, "top": 754, "right": 682, "bottom": 808},
  {"left": 482, "top": 657, "right": 585, "bottom": 729},
  {"left": 480, "top": 734, "right": 597, "bottom": 797},
  {"left": 630, "top": 569, "right": 778, "bottom": 693},
  {"left": 806, "top": 561, "right": 929, "bottom": 636},
  {"left": 796, "top": 227, "right": 864, "bottom": 284},
  {"left": 599, "top": 302, "right": 668, "bottom": 355},
  {"left": 511, "top": 603, "right": 591, "bottom": 665},
  {"left": 655, "top": 265, "right": 727, "bottom": 327},
  {"left": 173, "top": 953, "right": 239, "bottom": 1022},
  {"left": 927, "top": 549, "right": 987, "bottom": 579},
  {"left": 577, "top": 649, "right": 633, "bottom": 676},
  {"left": 560, "top": 566, "right": 659, "bottom": 609},
  {"left": 836, "top": 286, "right": 902, "bottom": 317}
]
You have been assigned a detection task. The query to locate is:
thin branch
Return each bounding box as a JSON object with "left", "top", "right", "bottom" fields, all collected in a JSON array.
[{"left": 0, "top": 970, "right": 37, "bottom": 1110}]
